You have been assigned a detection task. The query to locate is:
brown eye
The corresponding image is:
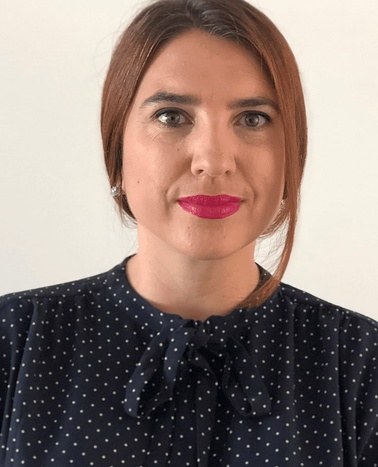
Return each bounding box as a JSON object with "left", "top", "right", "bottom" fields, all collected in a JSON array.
[
  {"left": 239, "top": 112, "right": 270, "bottom": 128},
  {"left": 155, "top": 109, "right": 189, "bottom": 127}
]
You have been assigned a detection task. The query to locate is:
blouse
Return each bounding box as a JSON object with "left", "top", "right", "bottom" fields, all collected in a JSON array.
[{"left": 0, "top": 258, "right": 377, "bottom": 467}]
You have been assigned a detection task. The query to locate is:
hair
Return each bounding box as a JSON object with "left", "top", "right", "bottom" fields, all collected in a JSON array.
[{"left": 101, "top": 0, "right": 307, "bottom": 307}]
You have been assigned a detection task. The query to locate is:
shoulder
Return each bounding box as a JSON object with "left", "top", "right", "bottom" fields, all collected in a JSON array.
[
  {"left": 277, "top": 283, "right": 378, "bottom": 461},
  {"left": 0, "top": 261, "right": 127, "bottom": 384},
  {"left": 278, "top": 281, "right": 378, "bottom": 349},
  {"left": 0, "top": 261, "right": 126, "bottom": 328},
  {"left": 279, "top": 281, "right": 378, "bottom": 325}
]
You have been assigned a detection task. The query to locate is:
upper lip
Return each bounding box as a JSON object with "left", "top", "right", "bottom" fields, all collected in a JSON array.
[{"left": 178, "top": 194, "right": 242, "bottom": 205}]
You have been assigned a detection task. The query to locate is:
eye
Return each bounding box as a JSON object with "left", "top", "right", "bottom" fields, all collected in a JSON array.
[
  {"left": 238, "top": 112, "right": 271, "bottom": 128},
  {"left": 154, "top": 109, "right": 190, "bottom": 127}
]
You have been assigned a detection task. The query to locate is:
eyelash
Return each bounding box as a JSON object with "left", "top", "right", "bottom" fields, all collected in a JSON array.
[
  {"left": 237, "top": 111, "right": 271, "bottom": 129},
  {"left": 153, "top": 108, "right": 272, "bottom": 129},
  {"left": 154, "top": 108, "right": 192, "bottom": 127}
]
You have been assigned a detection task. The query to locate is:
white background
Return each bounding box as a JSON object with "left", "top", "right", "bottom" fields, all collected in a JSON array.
[{"left": 1, "top": 0, "right": 377, "bottom": 320}]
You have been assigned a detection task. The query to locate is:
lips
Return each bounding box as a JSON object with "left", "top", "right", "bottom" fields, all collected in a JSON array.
[{"left": 177, "top": 194, "right": 242, "bottom": 219}]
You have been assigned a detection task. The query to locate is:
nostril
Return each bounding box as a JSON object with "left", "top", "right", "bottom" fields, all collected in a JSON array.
[{"left": 190, "top": 148, "right": 237, "bottom": 177}]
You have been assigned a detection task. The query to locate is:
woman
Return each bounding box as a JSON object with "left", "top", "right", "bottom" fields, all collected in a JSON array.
[{"left": 1, "top": 0, "right": 377, "bottom": 466}]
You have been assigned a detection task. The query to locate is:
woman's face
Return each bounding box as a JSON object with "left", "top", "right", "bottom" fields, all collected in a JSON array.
[{"left": 122, "top": 30, "right": 285, "bottom": 261}]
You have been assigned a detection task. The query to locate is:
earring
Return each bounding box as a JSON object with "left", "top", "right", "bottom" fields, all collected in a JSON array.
[{"left": 110, "top": 186, "right": 121, "bottom": 197}]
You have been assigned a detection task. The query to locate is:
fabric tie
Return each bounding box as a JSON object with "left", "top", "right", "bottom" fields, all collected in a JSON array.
[{"left": 123, "top": 318, "right": 271, "bottom": 419}]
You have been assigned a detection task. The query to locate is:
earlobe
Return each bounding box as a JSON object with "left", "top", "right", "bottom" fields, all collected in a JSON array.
[{"left": 110, "top": 186, "right": 121, "bottom": 197}]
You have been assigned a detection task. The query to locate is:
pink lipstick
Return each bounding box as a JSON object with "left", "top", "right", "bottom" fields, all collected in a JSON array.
[{"left": 178, "top": 194, "right": 242, "bottom": 219}]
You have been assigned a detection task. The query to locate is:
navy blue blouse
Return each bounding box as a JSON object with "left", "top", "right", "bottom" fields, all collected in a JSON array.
[{"left": 1, "top": 258, "right": 377, "bottom": 466}]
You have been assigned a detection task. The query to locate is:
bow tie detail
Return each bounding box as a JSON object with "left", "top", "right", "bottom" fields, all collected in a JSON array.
[{"left": 123, "top": 319, "right": 271, "bottom": 419}]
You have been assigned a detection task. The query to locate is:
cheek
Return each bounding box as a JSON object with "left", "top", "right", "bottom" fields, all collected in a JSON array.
[
  {"left": 266, "top": 133, "right": 286, "bottom": 193},
  {"left": 250, "top": 142, "right": 285, "bottom": 198},
  {"left": 122, "top": 129, "right": 186, "bottom": 188},
  {"left": 121, "top": 142, "right": 173, "bottom": 216}
]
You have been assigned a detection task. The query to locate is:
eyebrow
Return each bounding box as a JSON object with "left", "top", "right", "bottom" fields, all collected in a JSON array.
[
  {"left": 141, "top": 91, "right": 201, "bottom": 107},
  {"left": 141, "top": 91, "right": 279, "bottom": 111},
  {"left": 229, "top": 97, "right": 279, "bottom": 111}
]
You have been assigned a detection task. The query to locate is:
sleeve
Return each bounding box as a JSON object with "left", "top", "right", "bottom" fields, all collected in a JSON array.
[
  {"left": 339, "top": 311, "right": 378, "bottom": 466},
  {"left": 356, "top": 326, "right": 378, "bottom": 467},
  {"left": 0, "top": 295, "right": 33, "bottom": 443}
]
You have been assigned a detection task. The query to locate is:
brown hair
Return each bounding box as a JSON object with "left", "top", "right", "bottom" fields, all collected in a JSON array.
[{"left": 101, "top": 0, "right": 307, "bottom": 307}]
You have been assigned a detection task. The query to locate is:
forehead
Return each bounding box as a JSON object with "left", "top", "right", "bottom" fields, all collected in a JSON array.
[{"left": 133, "top": 30, "right": 275, "bottom": 104}]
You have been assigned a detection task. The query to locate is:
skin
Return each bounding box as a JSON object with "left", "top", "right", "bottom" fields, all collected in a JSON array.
[{"left": 122, "top": 30, "right": 285, "bottom": 320}]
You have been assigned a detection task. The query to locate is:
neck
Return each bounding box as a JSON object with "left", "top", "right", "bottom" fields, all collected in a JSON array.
[{"left": 126, "top": 231, "right": 259, "bottom": 321}]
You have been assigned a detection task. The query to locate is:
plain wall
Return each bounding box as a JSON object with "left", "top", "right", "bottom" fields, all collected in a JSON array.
[{"left": 1, "top": 0, "right": 377, "bottom": 320}]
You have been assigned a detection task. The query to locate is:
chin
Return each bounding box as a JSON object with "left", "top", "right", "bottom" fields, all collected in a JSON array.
[{"left": 171, "top": 237, "right": 256, "bottom": 263}]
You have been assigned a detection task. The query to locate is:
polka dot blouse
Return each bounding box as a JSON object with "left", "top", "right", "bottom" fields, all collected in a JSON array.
[{"left": 1, "top": 258, "right": 377, "bottom": 466}]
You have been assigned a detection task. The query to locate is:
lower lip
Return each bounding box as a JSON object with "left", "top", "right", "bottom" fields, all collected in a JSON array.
[{"left": 178, "top": 196, "right": 241, "bottom": 219}]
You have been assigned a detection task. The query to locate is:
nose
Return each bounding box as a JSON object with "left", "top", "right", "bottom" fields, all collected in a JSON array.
[{"left": 190, "top": 123, "right": 236, "bottom": 178}]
